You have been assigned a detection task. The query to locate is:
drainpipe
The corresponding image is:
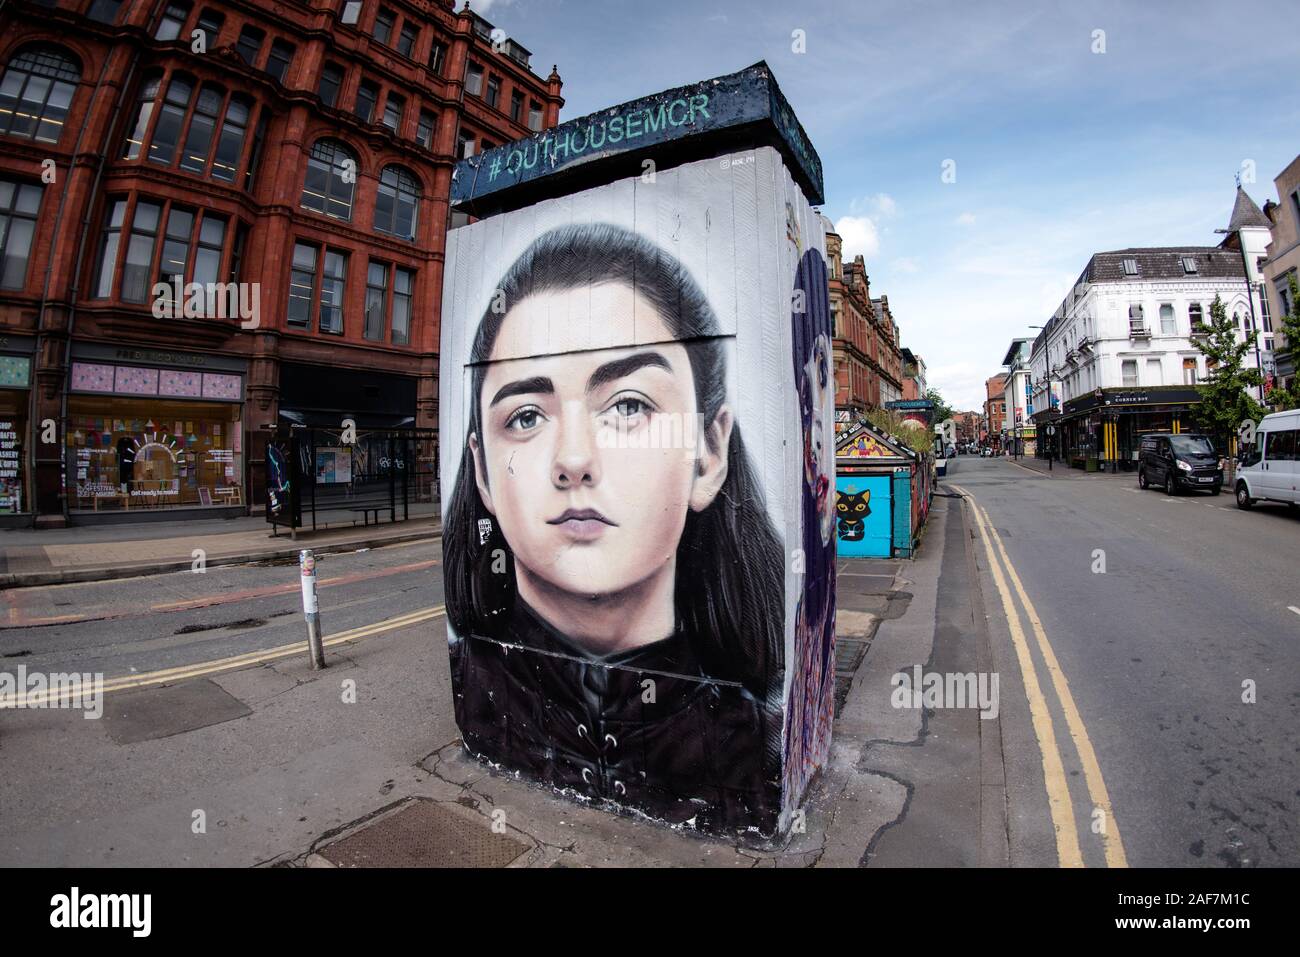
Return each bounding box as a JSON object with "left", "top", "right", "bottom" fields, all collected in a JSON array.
[{"left": 29, "top": 40, "right": 128, "bottom": 524}]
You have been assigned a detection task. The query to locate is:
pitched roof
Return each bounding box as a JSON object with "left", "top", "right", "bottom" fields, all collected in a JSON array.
[
  {"left": 1080, "top": 247, "right": 1245, "bottom": 284},
  {"left": 1226, "top": 186, "right": 1272, "bottom": 231}
]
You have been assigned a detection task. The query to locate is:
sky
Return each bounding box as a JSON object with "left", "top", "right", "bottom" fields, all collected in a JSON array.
[{"left": 474, "top": 0, "right": 1300, "bottom": 412}]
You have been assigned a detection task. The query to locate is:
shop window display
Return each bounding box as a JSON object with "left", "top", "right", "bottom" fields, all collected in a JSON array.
[
  {"left": 66, "top": 397, "right": 241, "bottom": 510},
  {"left": 0, "top": 391, "right": 26, "bottom": 514}
]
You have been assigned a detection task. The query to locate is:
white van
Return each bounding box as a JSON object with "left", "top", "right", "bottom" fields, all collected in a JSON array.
[{"left": 1235, "top": 409, "right": 1299, "bottom": 510}]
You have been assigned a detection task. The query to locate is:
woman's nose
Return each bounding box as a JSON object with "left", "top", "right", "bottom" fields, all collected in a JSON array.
[{"left": 552, "top": 401, "right": 599, "bottom": 489}]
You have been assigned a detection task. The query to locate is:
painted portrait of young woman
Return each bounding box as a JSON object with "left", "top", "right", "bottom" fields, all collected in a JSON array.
[
  {"left": 782, "top": 247, "right": 838, "bottom": 806},
  {"left": 442, "top": 222, "right": 787, "bottom": 833}
]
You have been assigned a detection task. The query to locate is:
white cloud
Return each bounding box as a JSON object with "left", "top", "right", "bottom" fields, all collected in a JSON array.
[
  {"left": 851, "top": 193, "right": 898, "bottom": 219},
  {"left": 956, "top": 212, "right": 977, "bottom": 226},
  {"left": 835, "top": 215, "right": 880, "bottom": 260},
  {"left": 891, "top": 257, "right": 920, "bottom": 274},
  {"left": 871, "top": 193, "right": 898, "bottom": 218}
]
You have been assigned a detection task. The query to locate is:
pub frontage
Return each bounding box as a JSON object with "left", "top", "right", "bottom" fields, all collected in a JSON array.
[{"left": 1051, "top": 384, "right": 1204, "bottom": 471}]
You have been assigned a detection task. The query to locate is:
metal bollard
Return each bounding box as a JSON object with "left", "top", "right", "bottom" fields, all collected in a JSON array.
[{"left": 300, "top": 549, "right": 326, "bottom": 670}]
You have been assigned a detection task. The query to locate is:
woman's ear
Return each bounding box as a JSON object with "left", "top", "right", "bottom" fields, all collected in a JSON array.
[
  {"left": 689, "top": 406, "right": 733, "bottom": 512},
  {"left": 469, "top": 433, "right": 496, "bottom": 516}
]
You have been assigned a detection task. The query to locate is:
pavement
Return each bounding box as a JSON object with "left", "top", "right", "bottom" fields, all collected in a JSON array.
[
  {"left": 0, "top": 507, "right": 441, "bottom": 588},
  {"left": 5, "top": 453, "right": 1294, "bottom": 867},
  {"left": 0, "top": 507, "right": 961, "bottom": 867}
]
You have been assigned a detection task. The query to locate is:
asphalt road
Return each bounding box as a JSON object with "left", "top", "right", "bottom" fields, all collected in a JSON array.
[
  {"left": 948, "top": 454, "right": 1299, "bottom": 867},
  {"left": 0, "top": 539, "right": 444, "bottom": 680}
]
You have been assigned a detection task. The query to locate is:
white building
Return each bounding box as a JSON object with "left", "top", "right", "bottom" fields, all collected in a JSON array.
[
  {"left": 1000, "top": 338, "right": 1034, "bottom": 454},
  {"left": 1218, "top": 186, "right": 1276, "bottom": 385},
  {"left": 1029, "top": 242, "right": 1257, "bottom": 466}
]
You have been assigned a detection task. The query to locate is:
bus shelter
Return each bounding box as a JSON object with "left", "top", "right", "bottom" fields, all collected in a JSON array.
[{"left": 265, "top": 423, "right": 436, "bottom": 538}]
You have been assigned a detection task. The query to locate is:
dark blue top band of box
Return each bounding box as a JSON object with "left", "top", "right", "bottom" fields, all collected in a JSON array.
[{"left": 450, "top": 61, "right": 824, "bottom": 216}]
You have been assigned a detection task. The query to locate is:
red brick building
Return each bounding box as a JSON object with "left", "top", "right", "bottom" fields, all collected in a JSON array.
[
  {"left": 826, "top": 225, "right": 904, "bottom": 423},
  {"left": 984, "top": 373, "right": 1007, "bottom": 447},
  {"left": 0, "top": 0, "right": 561, "bottom": 525}
]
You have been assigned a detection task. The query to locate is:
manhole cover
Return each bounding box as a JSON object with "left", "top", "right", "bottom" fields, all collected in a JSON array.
[{"left": 319, "top": 800, "right": 529, "bottom": 868}]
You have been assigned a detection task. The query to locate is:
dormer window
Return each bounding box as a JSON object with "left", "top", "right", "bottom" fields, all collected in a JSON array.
[
  {"left": 1181, "top": 257, "right": 1198, "bottom": 274},
  {"left": 1122, "top": 258, "right": 1138, "bottom": 276}
]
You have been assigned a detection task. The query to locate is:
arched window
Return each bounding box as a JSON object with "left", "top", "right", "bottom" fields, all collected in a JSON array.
[
  {"left": 374, "top": 165, "right": 419, "bottom": 239},
  {"left": 148, "top": 73, "right": 195, "bottom": 166},
  {"left": 121, "top": 71, "right": 163, "bottom": 160},
  {"left": 125, "top": 73, "right": 256, "bottom": 187},
  {"left": 210, "top": 95, "right": 252, "bottom": 183},
  {"left": 0, "top": 44, "right": 81, "bottom": 143},
  {"left": 179, "top": 83, "right": 225, "bottom": 174},
  {"left": 301, "top": 139, "right": 356, "bottom": 221}
]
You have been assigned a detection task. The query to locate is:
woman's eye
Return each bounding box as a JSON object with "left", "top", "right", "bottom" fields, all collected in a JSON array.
[
  {"left": 609, "top": 396, "right": 651, "bottom": 419},
  {"left": 505, "top": 407, "right": 545, "bottom": 432}
]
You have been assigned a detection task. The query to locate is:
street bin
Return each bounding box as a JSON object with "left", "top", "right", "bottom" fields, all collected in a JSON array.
[{"left": 439, "top": 63, "right": 833, "bottom": 837}]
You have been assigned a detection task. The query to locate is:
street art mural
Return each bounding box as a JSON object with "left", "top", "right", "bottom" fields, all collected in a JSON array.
[
  {"left": 781, "top": 246, "right": 837, "bottom": 819},
  {"left": 440, "top": 65, "right": 828, "bottom": 836},
  {"left": 836, "top": 487, "right": 871, "bottom": 541},
  {"left": 834, "top": 476, "right": 892, "bottom": 558}
]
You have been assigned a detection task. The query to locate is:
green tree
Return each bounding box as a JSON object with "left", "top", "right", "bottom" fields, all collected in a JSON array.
[
  {"left": 1264, "top": 273, "right": 1300, "bottom": 411},
  {"left": 864, "top": 407, "right": 932, "bottom": 454},
  {"left": 925, "top": 388, "right": 955, "bottom": 424},
  {"left": 1192, "top": 293, "right": 1265, "bottom": 443}
]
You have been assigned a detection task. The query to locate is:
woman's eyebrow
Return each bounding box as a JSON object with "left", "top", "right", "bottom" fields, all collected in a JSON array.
[
  {"left": 586, "top": 351, "right": 672, "bottom": 393},
  {"left": 489, "top": 376, "right": 554, "bottom": 407}
]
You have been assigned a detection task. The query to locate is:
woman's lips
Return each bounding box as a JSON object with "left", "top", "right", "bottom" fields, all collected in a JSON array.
[{"left": 547, "top": 508, "right": 617, "bottom": 542}]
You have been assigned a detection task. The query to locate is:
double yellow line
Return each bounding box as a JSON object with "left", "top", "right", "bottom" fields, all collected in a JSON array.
[
  {"left": 949, "top": 484, "right": 1127, "bottom": 868},
  {"left": 4, "top": 605, "right": 445, "bottom": 709}
]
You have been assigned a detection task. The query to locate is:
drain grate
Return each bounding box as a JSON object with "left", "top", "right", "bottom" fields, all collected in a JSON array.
[
  {"left": 834, "top": 637, "right": 867, "bottom": 673},
  {"left": 318, "top": 799, "right": 529, "bottom": 868}
]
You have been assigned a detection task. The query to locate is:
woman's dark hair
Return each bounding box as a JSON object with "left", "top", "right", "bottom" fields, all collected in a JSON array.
[{"left": 443, "top": 222, "right": 786, "bottom": 715}]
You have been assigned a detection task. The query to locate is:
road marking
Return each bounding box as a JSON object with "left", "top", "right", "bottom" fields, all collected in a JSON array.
[
  {"left": 4, "top": 605, "right": 445, "bottom": 708},
  {"left": 948, "top": 483, "right": 1083, "bottom": 868},
  {"left": 151, "top": 559, "right": 439, "bottom": 612},
  {"left": 959, "top": 486, "right": 1129, "bottom": 868},
  {"left": 1289, "top": 606, "right": 1300, "bottom": 617}
]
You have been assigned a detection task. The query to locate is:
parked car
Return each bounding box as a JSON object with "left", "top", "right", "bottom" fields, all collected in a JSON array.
[
  {"left": 1235, "top": 409, "right": 1299, "bottom": 510},
  {"left": 1137, "top": 432, "right": 1223, "bottom": 495}
]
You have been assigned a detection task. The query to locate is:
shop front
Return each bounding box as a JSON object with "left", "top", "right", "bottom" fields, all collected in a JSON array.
[
  {"left": 1059, "top": 386, "right": 1202, "bottom": 471},
  {"left": 0, "top": 333, "right": 34, "bottom": 526},
  {"left": 276, "top": 362, "right": 436, "bottom": 513},
  {"left": 63, "top": 345, "right": 247, "bottom": 520}
]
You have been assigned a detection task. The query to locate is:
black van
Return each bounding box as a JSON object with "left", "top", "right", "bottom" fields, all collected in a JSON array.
[{"left": 1137, "top": 433, "right": 1224, "bottom": 495}]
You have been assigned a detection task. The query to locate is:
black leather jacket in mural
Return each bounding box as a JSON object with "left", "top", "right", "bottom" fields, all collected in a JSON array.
[{"left": 451, "top": 601, "right": 779, "bottom": 834}]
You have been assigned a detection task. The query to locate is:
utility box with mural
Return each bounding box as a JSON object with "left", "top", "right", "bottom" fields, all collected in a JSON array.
[
  {"left": 439, "top": 62, "right": 833, "bottom": 837},
  {"left": 836, "top": 419, "right": 931, "bottom": 558}
]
